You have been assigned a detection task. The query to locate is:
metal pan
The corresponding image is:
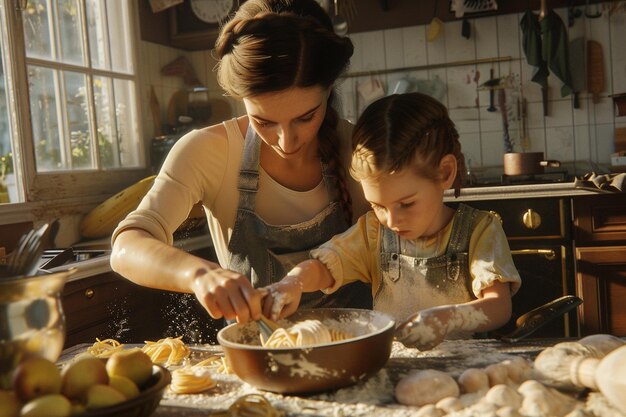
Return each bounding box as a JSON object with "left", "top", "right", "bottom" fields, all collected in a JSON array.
[
  {"left": 503, "top": 152, "right": 561, "bottom": 176},
  {"left": 217, "top": 308, "right": 395, "bottom": 394}
]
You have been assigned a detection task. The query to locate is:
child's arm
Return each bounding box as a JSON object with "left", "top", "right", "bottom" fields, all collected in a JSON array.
[
  {"left": 261, "top": 259, "right": 335, "bottom": 320},
  {"left": 395, "top": 281, "right": 512, "bottom": 350}
]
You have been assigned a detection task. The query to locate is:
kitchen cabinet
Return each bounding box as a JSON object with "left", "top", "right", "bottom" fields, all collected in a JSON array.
[
  {"left": 138, "top": 0, "right": 581, "bottom": 50},
  {"left": 61, "top": 272, "right": 168, "bottom": 348},
  {"left": 459, "top": 198, "right": 577, "bottom": 339},
  {"left": 573, "top": 194, "right": 626, "bottom": 336}
]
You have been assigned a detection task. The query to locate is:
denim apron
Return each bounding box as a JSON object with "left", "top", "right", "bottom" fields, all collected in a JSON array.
[
  {"left": 227, "top": 126, "right": 371, "bottom": 309},
  {"left": 376, "top": 204, "right": 478, "bottom": 322}
]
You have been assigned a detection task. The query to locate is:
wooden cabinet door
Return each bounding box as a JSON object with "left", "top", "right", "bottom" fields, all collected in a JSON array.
[
  {"left": 61, "top": 273, "right": 169, "bottom": 348},
  {"left": 575, "top": 246, "right": 626, "bottom": 336}
]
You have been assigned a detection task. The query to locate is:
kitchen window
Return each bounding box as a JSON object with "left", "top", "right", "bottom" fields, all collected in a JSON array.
[{"left": 0, "top": 0, "right": 145, "bottom": 209}]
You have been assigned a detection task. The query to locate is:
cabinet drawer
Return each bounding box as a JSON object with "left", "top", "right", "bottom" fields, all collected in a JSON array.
[
  {"left": 464, "top": 198, "right": 569, "bottom": 241},
  {"left": 574, "top": 194, "right": 626, "bottom": 244}
]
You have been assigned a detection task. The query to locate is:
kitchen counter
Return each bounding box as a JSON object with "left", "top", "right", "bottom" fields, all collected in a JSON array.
[
  {"left": 59, "top": 338, "right": 625, "bottom": 417},
  {"left": 445, "top": 181, "right": 599, "bottom": 202}
]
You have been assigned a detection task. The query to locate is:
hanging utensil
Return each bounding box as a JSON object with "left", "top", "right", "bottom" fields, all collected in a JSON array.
[
  {"left": 332, "top": 0, "right": 348, "bottom": 36},
  {"left": 498, "top": 88, "right": 513, "bottom": 153},
  {"left": 427, "top": 0, "right": 443, "bottom": 42},
  {"left": 486, "top": 68, "right": 497, "bottom": 112},
  {"left": 587, "top": 40, "right": 604, "bottom": 104},
  {"left": 569, "top": 37, "right": 586, "bottom": 109}
]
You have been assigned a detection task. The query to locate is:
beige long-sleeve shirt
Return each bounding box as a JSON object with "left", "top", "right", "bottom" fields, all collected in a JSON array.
[{"left": 112, "top": 117, "right": 369, "bottom": 268}]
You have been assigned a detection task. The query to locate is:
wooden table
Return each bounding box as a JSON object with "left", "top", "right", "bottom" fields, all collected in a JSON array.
[{"left": 61, "top": 338, "right": 590, "bottom": 417}]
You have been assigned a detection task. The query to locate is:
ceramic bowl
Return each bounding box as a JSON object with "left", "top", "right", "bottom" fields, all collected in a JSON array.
[{"left": 217, "top": 308, "right": 395, "bottom": 394}]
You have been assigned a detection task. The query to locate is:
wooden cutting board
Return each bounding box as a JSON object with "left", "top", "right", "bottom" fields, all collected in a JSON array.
[{"left": 587, "top": 40, "right": 604, "bottom": 104}]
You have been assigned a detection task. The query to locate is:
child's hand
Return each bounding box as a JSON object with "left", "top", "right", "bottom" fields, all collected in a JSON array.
[
  {"left": 260, "top": 276, "right": 304, "bottom": 321},
  {"left": 394, "top": 306, "right": 455, "bottom": 350}
]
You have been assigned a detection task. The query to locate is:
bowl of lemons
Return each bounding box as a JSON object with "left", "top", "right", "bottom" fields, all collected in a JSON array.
[{"left": 1, "top": 348, "right": 170, "bottom": 417}]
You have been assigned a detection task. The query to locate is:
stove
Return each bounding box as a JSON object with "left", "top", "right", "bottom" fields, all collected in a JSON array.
[{"left": 464, "top": 168, "right": 573, "bottom": 188}]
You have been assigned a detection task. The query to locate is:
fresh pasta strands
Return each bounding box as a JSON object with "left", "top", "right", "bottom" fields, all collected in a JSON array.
[
  {"left": 210, "top": 394, "right": 285, "bottom": 417},
  {"left": 169, "top": 365, "right": 216, "bottom": 394},
  {"left": 196, "top": 355, "right": 232, "bottom": 374},
  {"left": 262, "top": 319, "right": 352, "bottom": 348},
  {"left": 87, "top": 338, "right": 125, "bottom": 358},
  {"left": 142, "top": 335, "right": 190, "bottom": 366}
]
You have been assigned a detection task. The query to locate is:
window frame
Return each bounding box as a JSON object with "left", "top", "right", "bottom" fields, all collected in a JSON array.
[{"left": 0, "top": 0, "right": 148, "bottom": 222}]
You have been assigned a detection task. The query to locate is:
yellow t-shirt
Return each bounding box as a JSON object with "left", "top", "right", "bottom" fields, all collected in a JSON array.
[{"left": 311, "top": 209, "right": 521, "bottom": 303}]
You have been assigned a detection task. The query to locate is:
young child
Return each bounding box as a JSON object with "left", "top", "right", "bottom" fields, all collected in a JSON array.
[{"left": 261, "top": 92, "right": 521, "bottom": 350}]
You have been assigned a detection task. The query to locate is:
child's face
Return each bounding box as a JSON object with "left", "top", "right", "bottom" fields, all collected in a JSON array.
[{"left": 361, "top": 167, "right": 450, "bottom": 240}]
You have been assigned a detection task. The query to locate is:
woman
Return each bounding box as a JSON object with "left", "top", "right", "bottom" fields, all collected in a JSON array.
[{"left": 110, "top": 0, "right": 370, "bottom": 327}]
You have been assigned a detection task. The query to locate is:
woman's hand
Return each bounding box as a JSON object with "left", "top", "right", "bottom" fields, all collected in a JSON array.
[
  {"left": 191, "top": 267, "right": 264, "bottom": 324},
  {"left": 395, "top": 306, "right": 454, "bottom": 350},
  {"left": 260, "top": 276, "right": 304, "bottom": 321}
]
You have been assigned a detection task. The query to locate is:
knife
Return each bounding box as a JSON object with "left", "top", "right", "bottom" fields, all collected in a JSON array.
[{"left": 501, "top": 295, "right": 583, "bottom": 343}]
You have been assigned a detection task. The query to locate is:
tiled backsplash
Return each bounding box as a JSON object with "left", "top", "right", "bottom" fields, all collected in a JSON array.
[{"left": 140, "top": 2, "right": 626, "bottom": 173}]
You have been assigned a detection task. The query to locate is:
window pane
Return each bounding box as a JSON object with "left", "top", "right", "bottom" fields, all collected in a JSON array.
[
  {"left": 57, "top": 0, "right": 84, "bottom": 65},
  {"left": 112, "top": 78, "right": 140, "bottom": 167},
  {"left": 86, "top": 0, "right": 133, "bottom": 73},
  {"left": 93, "top": 75, "right": 114, "bottom": 167},
  {"left": 65, "top": 71, "right": 92, "bottom": 169},
  {"left": 28, "top": 65, "right": 62, "bottom": 171},
  {"left": 24, "top": 0, "right": 53, "bottom": 60},
  {"left": 105, "top": 0, "right": 132, "bottom": 73},
  {"left": 1, "top": 9, "right": 19, "bottom": 203},
  {"left": 85, "top": 0, "right": 106, "bottom": 70}
]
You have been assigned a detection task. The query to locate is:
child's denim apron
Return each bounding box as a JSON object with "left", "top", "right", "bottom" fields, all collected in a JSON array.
[
  {"left": 227, "top": 126, "right": 371, "bottom": 309},
  {"left": 376, "top": 204, "right": 478, "bottom": 322}
]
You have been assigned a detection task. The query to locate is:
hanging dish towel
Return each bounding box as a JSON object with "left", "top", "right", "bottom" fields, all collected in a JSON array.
[
  {"left": 520, "top": 10, "right": 573, "bottom": 97},
  {"left": 574, "top": 172, "right": 626, "bottom": 193}
]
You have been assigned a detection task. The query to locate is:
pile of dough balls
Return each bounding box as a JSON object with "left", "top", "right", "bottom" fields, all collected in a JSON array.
[{"left": 394, "top": 356, "right": 585, "bottom": 417}]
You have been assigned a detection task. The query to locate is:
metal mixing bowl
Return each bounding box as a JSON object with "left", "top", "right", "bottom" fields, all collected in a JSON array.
[
  {"left": 0, "top": 268, "right": 75, "bottom": 389},
  {"left": 217, "top": 308, "right": 395, "bottom": 394}
]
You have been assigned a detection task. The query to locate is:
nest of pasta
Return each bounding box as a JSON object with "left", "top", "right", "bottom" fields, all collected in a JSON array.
[{"left": 217, "top": 308, "right": 395, "bottom": 394}]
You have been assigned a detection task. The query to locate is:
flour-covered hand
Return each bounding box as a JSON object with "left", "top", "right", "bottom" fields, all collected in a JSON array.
[
  {"left": 260, "top": 276, "right": 303, "bottom": 321},
  {"left": 395, "top": 306, "right": 454, "bottom": 350}
]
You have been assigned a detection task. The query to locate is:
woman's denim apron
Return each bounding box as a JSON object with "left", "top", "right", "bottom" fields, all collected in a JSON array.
[
  {"left": 228, "top": 126, "right": 371, "bottom": 309},
  {"left": 376, "top": 204, "right": 478, "bottom": 322}
]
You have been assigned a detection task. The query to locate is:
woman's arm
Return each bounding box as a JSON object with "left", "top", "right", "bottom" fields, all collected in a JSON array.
[
  {"left": 111, "top": 228, "right": 263, "bottom": 323},
  {"left": 395, "top": 281, "right": 512, "bottom": 350}
]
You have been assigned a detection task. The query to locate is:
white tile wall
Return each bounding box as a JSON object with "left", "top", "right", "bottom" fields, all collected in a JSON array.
[{"left": 139, "top": 2, "right": 626, "bottom": 169}]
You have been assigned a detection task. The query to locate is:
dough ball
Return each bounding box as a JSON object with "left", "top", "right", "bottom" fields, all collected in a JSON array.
[
  {"left": 518, "top": 379, "right": 581, "bottom": 417},
  {"left": 501, "top": 357, "right": 531, "bottom": 383},
  {"left": 485, "top": 363, "right": 510, "bottom": 387},
  {"left": 485, "top": 384, "right": 523, "bottom": 409},
  {"left": 496, "top": 406, "right": 523, "bottom": 417},
  {"left": 395, "top": 369, "right": 460, "bottom": 407},
  {"left": 458, "top": 368, "right": 490, "bottom": 393},
  {"left": 416, "top": 404, "right": 445, "bottom": 417},
  {"left": 436, "top": 396, "right": 463, "bottom": 413},
  {"left": 578, "top": 334, "right": 625, "bottom": 358}
]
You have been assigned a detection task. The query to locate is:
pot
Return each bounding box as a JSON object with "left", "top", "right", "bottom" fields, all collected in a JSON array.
[
  {"left": 0, "top": 268, "right": 76, "bottom": 389},
  {"left": 217, "top": 308, "right": 395, "bottom": 394},
  {"left": 503, "top": 152, "right": 561, "bottom": 176}
]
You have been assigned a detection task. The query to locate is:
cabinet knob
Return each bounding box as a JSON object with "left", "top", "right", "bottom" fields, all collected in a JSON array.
[
  {"left": 522, "top": 209, "right": 541, "bottom": 229},
  {"left": 84, "top": 288, "right": 94, "bottom": 299}
]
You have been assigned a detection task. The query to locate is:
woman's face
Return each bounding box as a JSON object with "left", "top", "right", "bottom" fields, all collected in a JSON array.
[
  {"left": 361, "top": 167, "right": 449, "bottom": 240},
  {"left": 243, "top": 86, "right": 330, "bottom": 161}
]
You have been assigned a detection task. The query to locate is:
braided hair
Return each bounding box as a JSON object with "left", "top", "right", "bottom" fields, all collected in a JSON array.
[
  {"left": 214, "top": 0, "right": 354, "bottom": 224},
  {"left": 350, "top": 93, "right": 466, "bottom": 198}
]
